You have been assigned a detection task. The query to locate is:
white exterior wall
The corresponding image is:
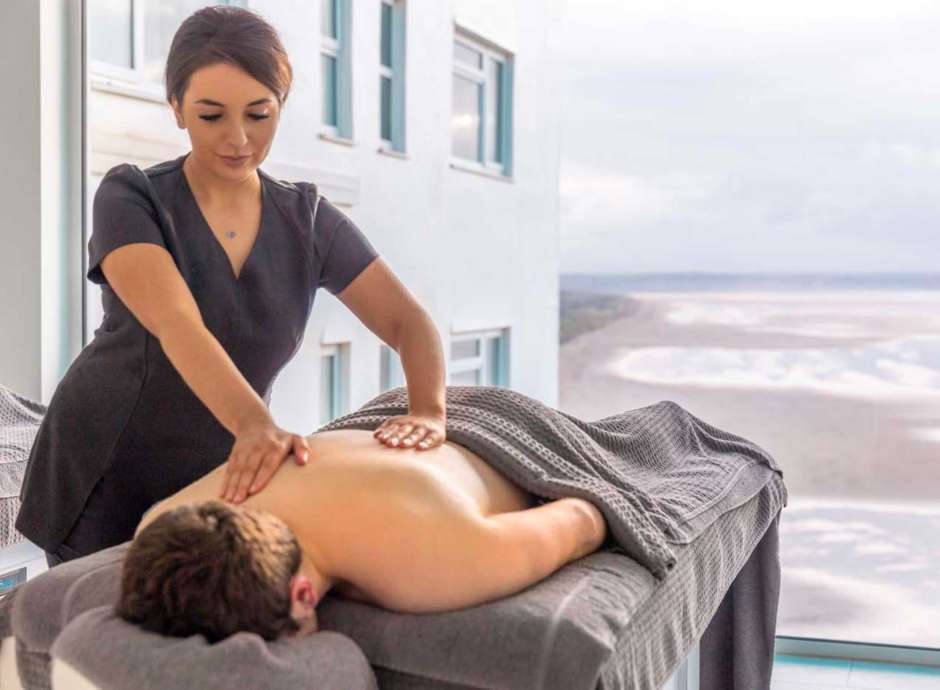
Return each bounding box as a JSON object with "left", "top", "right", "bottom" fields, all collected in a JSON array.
[{"left": 77, "top": 0, "right": 562, "bottom": 432}]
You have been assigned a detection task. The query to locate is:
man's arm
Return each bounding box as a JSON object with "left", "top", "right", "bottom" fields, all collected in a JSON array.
[{"left": 340, "top": 496, "right": 606, "bottom": 614}]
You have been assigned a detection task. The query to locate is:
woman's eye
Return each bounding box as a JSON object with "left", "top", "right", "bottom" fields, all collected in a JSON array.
[{"left": 198, "top": 114, "right": 270, "bottom": 122}]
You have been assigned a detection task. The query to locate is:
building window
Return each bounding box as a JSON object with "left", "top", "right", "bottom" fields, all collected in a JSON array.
[
  {"left": 379, "top": 0, "right": 407, "bottom": 152},
  {"left": 448, "top": 329, "right": 510, "bottom": 387},
  {"left": 321, "top": 0, "right": 353, "bottom": 139},
  {"left": 320, "top": 343, "right": 350, "bottom": 425},
  {"left": 89, "top": 1, "right": 246, "bottom": 93},
  {"left": 380, "top": 344, "right": 406, "bottom": 392},
  {"left": 451, "top": 31, "right": 514, "bottom": 176}
]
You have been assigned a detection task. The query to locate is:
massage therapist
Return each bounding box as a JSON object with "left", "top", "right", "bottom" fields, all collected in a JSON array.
[{"left": 16, "top": 6, "right": 447, "bottom": 569}]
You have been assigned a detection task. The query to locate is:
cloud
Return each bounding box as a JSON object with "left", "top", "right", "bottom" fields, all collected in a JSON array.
[{"left": 558, "top": 3, "right": 940, "bottom": 272}]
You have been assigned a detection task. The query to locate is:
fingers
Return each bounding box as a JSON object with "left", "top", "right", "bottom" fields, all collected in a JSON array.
[
  {"left": 375, "top": 425, "right": 443, "bottom": 450},
  {"left": 293, "top": 435, "right": 309, "bottom": 465},
  {"left": 248, "top": 451, "right": 284, "bottom": 496},
  {"left": 222, "top": 449, "right": 285, "bottom": 504},
  {"left": 416, "top": 430, "right": 442, "bottom": 450},
  {"left": 376, "top": 422, "right": 414, "bottom": 447}
]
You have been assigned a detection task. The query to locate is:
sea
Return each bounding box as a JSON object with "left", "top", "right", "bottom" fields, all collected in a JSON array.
[{"left": 558, "top": 272, "right": 940, "bottom": 651}]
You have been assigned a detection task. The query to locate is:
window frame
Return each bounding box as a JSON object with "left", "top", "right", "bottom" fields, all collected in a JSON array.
[
  {"left": 448, "top": 328, "right": 510, "bottom": 387},
  {"left": 88, "top": 0, "right": 247, "bottom": 103},
  {"left": 319, "top": 342, "right": 350, "bottom": 425},
  {"left": 379, "top": 0, "right": 407, "bottom": 153},
  {"left": 320, "top": 0, "right": 354, "bottom": 141},
  {"left": 379, "top": 343, "right": 406, "bottom": 392},
  {"left": 450, "top": 29, "right": 514, "bottom": 178}
]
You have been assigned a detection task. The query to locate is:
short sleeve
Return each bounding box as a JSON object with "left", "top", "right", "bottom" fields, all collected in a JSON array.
[
  {"left": 87, "top": 165, "right": 167, "bottom": 286},
  {"left": 312, "top": 195, "right": 380, "bottom": 295}
]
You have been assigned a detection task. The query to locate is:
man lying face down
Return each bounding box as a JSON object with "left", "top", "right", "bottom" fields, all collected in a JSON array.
[{"left": 116, "top": 428, "right": 608, "bottom": 643}]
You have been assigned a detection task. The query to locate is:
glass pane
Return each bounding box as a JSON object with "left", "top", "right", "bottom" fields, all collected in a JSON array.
[
  {"left": 380, "top": 3, "right": 393, "bottom": 68},
  {"left": 451, "top": 75, "right": 481, "bottom": 160},
  {"left": 486, "top": 59, "right": 504, "bottom": 164},
  {"left": 451, "top": 338, "right": 480, "bottom": 360},
  {"left": 453, "top": 41, "right": 482, "bottom": 69},
  {"left": 321, "top": 0, "right": 337, "bottom": 38},
  {"left": 320, "top": 354, "right": 336, "bottom": 424},
  {"left": 143, "top": 1, "right": 211, "bottom": 84},
  {"left": 380, "top": 76, "right": 392, "bottom": 141},
  {"left": 451, "top": 369, "right": 481, "bottom": 386},
  {"left": 488, "top": 336, "right": 504, "bottom": 386},
  {"left": 321, "top": 54, "right": 338, "bottom": 126},
  {"left": 89, "top": 0, "right": 133, "bottom": 68}
]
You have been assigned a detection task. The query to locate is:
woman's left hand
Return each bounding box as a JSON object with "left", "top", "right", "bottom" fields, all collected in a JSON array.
[{"left": 374, "top": 414, "right": 446, "bottom": 450}]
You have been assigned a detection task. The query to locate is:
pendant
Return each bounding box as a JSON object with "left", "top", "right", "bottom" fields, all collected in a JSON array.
[{"left": 225, "top": 231, "right": 237, "bottom": 239}]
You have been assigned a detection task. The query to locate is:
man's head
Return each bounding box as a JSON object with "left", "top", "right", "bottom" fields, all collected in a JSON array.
[{"left": 117, "top": 500, "right": 318, "bottom": 642}]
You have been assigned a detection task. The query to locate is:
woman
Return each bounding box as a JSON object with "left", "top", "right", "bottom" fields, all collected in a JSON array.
[{"left": 16, "top": 5, "right": 446, "bottom": 568}]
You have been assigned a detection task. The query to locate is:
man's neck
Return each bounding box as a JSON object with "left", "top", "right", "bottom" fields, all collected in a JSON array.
[{"left": 300, "top": 550, "right": 337, "bottom": 601}]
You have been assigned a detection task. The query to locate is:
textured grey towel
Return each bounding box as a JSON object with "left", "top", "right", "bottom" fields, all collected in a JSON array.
[
  {"left": 0, "top": 384, "right": 47, "bottom": 548},
  {"left": 320, "top": 385, "right": 787, "bottom": 579}
]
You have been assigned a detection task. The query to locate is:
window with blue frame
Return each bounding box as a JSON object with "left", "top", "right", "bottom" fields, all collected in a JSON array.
[
  {"left": 380, "top": 344, "right": 406, "bottom": 392},
  {"left": 379, "top": 0, "right": 407, "bottom": 152},
  {"left": 320, "top": 343, "right": 350, "bottom": 425},
  {"left": 451, "top": 31, "right": 514, "bottom": 176},
  {"left": 321, "top": 0, "right": 353, "bottom": 139},
  {"left": 89, "top": 1, "right": 246, "bottom": 88},
  {"left": 448, "top": 329, "right": 510, "bottom": 387}
]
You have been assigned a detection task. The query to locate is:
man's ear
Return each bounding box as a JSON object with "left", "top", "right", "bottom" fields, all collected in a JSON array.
[{"left": 289, "top": 574, "right": 319, "bottom": 615}]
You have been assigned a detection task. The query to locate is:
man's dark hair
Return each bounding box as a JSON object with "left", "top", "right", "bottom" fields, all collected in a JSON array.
[{"left": 116, "top": 501, "right": 302, "bottom": 642}]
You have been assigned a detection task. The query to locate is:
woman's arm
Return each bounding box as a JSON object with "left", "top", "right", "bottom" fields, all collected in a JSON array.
[
  {"left": 102, "top": 243, "right": 270, "bottom": 435},
  {"left": 336, "top": 258, "right": 447, "bottom": 447},
  {"left": 100, "top": 243, "right": 309, "bottom": 502}
]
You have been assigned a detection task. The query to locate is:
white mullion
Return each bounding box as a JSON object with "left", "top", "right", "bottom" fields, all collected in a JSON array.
[
  {"left": 454, "top": 63, "right": 485, "bottom": 83},
  {"left": 132, "top": 0, "right": 144, "bottom": 81},
  {"left": 322, "top": 38, "right": 340, "bottom": 57},
  {"left": 449, "top": 357, "right": 484, "bottom": 374},
  {"left": 379, "top": 65, "right": 393, "bottom": 79}
]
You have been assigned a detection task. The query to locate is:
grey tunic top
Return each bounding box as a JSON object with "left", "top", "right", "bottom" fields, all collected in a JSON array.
[{"left": 16, "top": 152, "right": 379, "bottom": 552}]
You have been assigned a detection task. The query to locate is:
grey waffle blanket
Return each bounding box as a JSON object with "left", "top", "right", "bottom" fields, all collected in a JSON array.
[
  {"left": 321, "top": 385, "right": 788, "bottom": 579},
  {"left": 0, "top": 385, "right": 47, "bottom": 548}
]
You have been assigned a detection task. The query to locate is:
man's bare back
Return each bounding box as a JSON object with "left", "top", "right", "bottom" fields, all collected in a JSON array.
[{"left": 135, "top": 429, "right": 607, "bottom": 614}]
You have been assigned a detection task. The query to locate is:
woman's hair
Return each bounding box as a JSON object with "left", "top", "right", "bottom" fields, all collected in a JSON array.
[
  {"left": 116, "top": 501, "right": 303, "bottom": 643},
  {"left": 165, "top": 5, "right": 293, "bottom": 108}
]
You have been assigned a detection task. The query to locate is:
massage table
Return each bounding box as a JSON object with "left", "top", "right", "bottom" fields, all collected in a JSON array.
[{"left": 0, "top": 383, "right": 786, "bottom": 689}]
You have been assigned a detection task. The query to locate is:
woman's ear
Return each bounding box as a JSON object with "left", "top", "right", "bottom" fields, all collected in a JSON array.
[{"left": 170, "top": 97, "right": 184, "bottom": 129}]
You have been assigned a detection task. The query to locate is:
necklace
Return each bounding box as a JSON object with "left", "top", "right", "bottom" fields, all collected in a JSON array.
[{"left": 225, "top": 231, "right": 238, "bottom": 239}]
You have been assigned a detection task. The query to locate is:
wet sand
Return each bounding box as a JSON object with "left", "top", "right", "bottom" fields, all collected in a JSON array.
[
  {"left": 558, "top": 291, "right": 940, "bottom": 648},
  {"left": 558, "top": 292, "right": 940, "bottom": 503}
]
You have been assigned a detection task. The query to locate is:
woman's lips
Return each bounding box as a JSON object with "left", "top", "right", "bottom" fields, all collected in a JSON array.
[{"left": 219, "top": 154, "right": 250, "bottom": 166}]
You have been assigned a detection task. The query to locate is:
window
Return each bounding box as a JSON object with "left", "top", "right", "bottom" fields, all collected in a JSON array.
[
  {"left": 321, "top": 0, "right": 353, "bottom": 139},
  {"left": 89, "top": 1, "right": 245, "bottom": 94},
  {"left": 448, "top": 329, "right": 510, "bottom": 387},
  {"left": 319, "top": 343, "right": 350, "bottom": 425},
  {"left": 379, "top": 344, "right": 406, "bottom": 391},
  {"left": 451, "top": 31, "right": 514, "bottom": 176},
  {"left": 379, "top": 0, "right": 407, "bottom": 152}
]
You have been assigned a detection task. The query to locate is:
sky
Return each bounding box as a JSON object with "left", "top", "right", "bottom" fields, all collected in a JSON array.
[{"left": 557, "top": 0, "right": 940, "bottom": 274}]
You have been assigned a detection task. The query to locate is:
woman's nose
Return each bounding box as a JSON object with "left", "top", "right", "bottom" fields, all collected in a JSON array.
[{"left": 225, "top": 122, "right": 249, "bottom": 147}]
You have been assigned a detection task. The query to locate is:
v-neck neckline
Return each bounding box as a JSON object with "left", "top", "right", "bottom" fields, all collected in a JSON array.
[{"left": 179, "top": 155, "right": 266, "bottom": 284}]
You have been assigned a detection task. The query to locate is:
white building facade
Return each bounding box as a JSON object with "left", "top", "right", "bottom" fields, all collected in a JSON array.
[{"left": 82, "top": 0, "right": 564, "bottom": 432}]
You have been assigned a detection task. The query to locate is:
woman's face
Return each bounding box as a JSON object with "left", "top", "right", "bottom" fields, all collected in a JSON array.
[{"left": 171, "top": 62, "right": 281, "bottom": 181}]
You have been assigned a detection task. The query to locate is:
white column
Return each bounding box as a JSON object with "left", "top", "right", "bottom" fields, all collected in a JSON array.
[{"left": 0, "top": 0, "right": 85, "bottom": 403}]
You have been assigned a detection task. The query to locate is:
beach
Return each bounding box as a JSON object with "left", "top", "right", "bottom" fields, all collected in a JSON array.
[{"left": 558, "top": 289, "right": 940, "bottom": 648}]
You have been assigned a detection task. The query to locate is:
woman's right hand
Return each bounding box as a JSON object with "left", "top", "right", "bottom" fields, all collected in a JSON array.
[{"left": 220, "top": 421, "right": 310, "bottom": 504}]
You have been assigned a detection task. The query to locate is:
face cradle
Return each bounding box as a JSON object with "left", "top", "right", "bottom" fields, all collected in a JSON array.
[{"left": 170, "top": 61, "right": 281, "bottom": 184}]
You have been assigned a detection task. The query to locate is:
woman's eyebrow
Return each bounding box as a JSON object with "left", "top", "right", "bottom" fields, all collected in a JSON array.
[{"left": 193, "top": 97, "right": 272, "bottom": 107}]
